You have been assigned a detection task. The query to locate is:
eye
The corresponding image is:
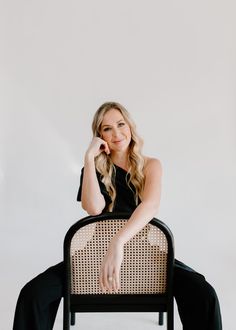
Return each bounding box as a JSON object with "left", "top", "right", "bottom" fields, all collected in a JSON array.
[
  {"left": 118, "top": 122, "right": 125, "bottom": 127},
  {"left": 103, "top": 127, "right": 111, "bottom": 132}
]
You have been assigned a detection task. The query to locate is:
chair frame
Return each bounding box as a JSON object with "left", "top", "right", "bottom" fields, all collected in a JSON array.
[{"left": 63, "top": 212, "right": 174, "bottom": 329}]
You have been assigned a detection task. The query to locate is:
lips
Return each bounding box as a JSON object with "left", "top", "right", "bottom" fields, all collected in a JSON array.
[{"left": 113, "top": 140, "right": 124, "bottom": 143}]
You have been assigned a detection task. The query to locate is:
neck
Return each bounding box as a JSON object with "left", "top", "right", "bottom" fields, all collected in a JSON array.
[{"left": 111, "top": 152, "right": 129, "bottom": 170}]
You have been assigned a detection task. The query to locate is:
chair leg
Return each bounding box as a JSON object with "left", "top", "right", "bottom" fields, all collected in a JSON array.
[
  {"left": 167, "top": 301, "right": 174, "bottom": 330},
  {"left": 158, "top": 312, "right": 164, "bottom": 326},
  {"left": 63, "top": 298, "right": 70, "bottom": 330},
  {"left": 71, "top": 312, "right": 76, "bottom": 326}
]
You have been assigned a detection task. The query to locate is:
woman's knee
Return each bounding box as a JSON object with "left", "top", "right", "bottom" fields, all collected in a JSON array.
[
  {"left": 201, "top": 280, "right": 220, "bottom": 306},
  {"left": 174, "top": 269, "right": 217, "bottom": 301},
  {"left": 187, "top": 274, "right": 220, "bottom": 309},
  {"left": 19, "top": 276, "right": 45, "bottom": 305},
  {"left": 18, "top": 264, "right": 64, "bottom": 305}
]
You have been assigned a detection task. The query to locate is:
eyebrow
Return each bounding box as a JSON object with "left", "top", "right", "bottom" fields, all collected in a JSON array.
[{"left": 101, "top": 119, "right": 124, "bottom": 128}]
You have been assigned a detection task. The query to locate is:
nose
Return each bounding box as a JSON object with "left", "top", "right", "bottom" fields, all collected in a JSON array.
[{"left": 112, "top": 127, "right": 120, "bottom": 138}]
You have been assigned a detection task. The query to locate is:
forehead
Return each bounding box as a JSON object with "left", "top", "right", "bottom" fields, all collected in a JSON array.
[{"left": 101, "top": 109, "right": 125, "bottom": 125}]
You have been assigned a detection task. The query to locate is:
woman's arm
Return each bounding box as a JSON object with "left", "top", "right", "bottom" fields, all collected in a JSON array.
[
  {"left": 114, "top": 157, "right": 162, "bottom": 244},
  {"left": 81, "top": 137, "right": 110, "bottom": 215},
  {"left": 99, "top": 157, "right": 162, "bottom": 292},
  {"left": 81, "top": 155, "right": 105, "bottom": 215}
]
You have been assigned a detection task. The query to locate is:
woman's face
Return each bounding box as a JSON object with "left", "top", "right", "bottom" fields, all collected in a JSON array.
[{"left": 100, "top": 109, "right": 132, "bottom": 153}]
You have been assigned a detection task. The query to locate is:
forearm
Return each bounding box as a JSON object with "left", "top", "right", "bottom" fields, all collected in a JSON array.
[
  {"left": 113, "top": 201, "right": 159, "bottom": 246},
  {"left": 81, "top": 155, "right": 105, "bottom": 214}
]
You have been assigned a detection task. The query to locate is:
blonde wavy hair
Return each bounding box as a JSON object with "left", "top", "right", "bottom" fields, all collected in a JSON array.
[{"left": 92, "top": 101, "right": 145, "bottom": 211}]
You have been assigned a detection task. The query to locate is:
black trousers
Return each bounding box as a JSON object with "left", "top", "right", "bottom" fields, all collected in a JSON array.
[{"left": 13, "top": 260, "right": 222, "bottom": 330}]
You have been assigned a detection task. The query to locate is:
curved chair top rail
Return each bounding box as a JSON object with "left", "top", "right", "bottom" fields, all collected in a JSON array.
[{"left": 64, "top": 212, "right": 174, "bottom": 254}]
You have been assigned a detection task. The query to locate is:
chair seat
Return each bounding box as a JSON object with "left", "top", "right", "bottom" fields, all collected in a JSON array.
[{"left": 70, "top": 293, "right": 168, "bottom": 312}]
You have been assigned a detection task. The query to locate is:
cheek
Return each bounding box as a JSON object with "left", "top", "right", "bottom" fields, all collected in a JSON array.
[
  {"left": 124, "top": 127, "right": 131, "bottom": 138},
  {"left": 101, "top": 132, "right": 111, "bottom": 142}
]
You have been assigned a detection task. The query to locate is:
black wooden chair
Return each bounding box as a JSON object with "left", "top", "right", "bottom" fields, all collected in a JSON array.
[{"left": 63, "top": 212, "right": 174, "bottom": 329}]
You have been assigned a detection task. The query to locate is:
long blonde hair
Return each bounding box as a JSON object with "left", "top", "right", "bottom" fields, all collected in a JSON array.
[{"left": 92, "top": 101, "right": 145, "bottom": 211}]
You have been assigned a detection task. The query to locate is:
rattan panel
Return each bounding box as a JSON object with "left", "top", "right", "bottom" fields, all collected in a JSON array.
[{"left": 70, "top": 219, "right": 168, "bottom": 295}]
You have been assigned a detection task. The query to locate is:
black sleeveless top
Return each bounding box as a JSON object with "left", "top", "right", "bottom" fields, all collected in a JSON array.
[{"left": 77, "top": 165, "right": 138, "bottom": 213}]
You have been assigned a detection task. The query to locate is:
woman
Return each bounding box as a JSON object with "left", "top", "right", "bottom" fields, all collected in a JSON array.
[{"left": 13, "top": 101, "right": 222, "bottom": 330}]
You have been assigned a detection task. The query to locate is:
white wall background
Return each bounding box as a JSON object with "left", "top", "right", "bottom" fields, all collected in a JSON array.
[{"left": 1, "top": 1, "right": 235, "bottom": 329}]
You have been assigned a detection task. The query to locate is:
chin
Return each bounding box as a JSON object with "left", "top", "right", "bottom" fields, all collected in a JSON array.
[
  {"left": 117, "top": 145, "right": 129, "bottom": 152},
  {"left": 110, "top": 140, "right": 130, "bottom": 152}
]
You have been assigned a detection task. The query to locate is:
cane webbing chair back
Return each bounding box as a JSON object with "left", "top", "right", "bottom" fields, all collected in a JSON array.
[
  {"left": 63, "top": 213, "right": 174, "bottom": 330},
  {"left": 71, "top": 220, "right": 168, "bottom": 295}
]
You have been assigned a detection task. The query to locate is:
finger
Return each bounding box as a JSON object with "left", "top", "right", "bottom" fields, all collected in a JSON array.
[
  {"left": 114, "top": 269, "right": 120, "bottom": 293},
  {"left": 101, "top": 142, "right": 110, "bottom": 155},
  {"left": 111, "top": 276, "right": 115, "bottom": 293},
  {"left": 105, "top": 144, "right": 110, "bottom": 154},
  {"left": 108, "top": 272, "right": 114, "bottom": 293},
  {"left": 110, "top": 277, "right": 115, "bottom": 293},
  {"left": 99, "top": 269, "right": 105, "bottom": 293},
  {"left": 106, "top": 268, "right": 114, "bottom": 293},
  {"left": 103, "top": 267, "right": 110, "bottom": 292}
]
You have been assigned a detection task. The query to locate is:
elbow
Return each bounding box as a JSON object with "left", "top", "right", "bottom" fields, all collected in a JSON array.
[
  {"left": 141, "top": 200, "right": 159, "bottom": 215},
  {"left": 87, "top": 209, "right": 103, "bottom": 216},
  {"left": 81, "top": 201, "right": 105, "bottom": 216}
]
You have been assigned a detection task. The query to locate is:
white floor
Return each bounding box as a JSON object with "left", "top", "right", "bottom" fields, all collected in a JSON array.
[{"left": 53, "top": 302, "right": 183, "bottom": 330}]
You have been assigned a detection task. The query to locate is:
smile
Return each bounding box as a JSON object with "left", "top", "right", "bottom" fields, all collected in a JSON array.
[{"left": 113, "top": 140, "right": 124, "bottom": 144}]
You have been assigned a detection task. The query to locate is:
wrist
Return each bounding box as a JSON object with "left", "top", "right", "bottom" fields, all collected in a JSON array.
[
  {"left": 84, "top": 152, "right": 95, "bottom": 163},
  {"left": 111, "top": 234, "right": 125, "bottom": 247}
]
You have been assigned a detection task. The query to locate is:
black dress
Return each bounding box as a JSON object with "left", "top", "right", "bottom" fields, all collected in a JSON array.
[{"left": 13, "top": 165, "right": 222, "bottom": 330}]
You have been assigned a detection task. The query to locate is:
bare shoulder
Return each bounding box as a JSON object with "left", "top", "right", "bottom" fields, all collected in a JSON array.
[{"left": 143, "top": 156, "right": 163, "bottom": 176}]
